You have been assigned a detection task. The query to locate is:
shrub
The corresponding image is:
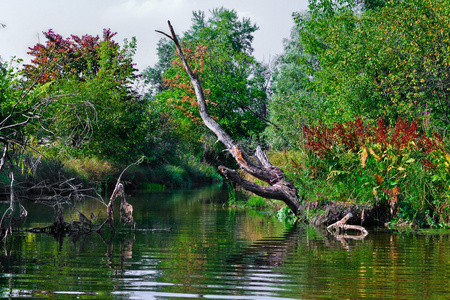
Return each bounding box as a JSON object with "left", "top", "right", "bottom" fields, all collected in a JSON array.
[{"left": 297, "top": 117, "right": 449, "bottom": 226}]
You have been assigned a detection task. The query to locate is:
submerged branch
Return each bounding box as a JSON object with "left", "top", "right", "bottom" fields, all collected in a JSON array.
[{"left": 327, "top": 213, "right": 368, "bottom": 237}]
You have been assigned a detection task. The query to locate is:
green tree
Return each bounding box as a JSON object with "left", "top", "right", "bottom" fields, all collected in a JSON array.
[
  {"left": 292, "top": 0, "right": 450, "bottom": 131},
  {"left": 23, "top": 29, "right": 146, "bottom": 161},
  {"left": 264, "top": 27, "right": 324, "bottom": 149},
  {"left": 143, "top": 38, "right": 176, "bottom": 98}
]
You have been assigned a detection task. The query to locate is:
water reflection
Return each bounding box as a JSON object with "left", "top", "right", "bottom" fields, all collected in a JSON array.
[{"left": 1, "top": 186, "right": 450, "bottom": 299}]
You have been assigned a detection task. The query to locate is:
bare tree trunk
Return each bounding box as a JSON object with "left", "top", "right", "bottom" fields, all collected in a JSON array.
[{"left": 157, "top": 22, "right": 301, "bottom": 215}]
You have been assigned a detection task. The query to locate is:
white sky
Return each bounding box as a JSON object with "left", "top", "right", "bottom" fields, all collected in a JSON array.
[{"left": 0, "top": 0, "right": 309, "bottom": 72}]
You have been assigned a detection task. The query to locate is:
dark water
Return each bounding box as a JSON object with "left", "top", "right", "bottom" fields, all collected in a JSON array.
[{"left": 1, "top": 185, "right": 450, "bottom": 299}]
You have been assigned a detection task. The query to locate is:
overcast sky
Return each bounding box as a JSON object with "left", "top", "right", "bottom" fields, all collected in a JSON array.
[{"left": 0, "top": 0, "right": 309, "bottom": 72}]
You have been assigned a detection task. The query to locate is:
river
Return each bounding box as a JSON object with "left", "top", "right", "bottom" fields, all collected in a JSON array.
[{"left": 0, "top": 185, "right": 450, "bottom": 299}]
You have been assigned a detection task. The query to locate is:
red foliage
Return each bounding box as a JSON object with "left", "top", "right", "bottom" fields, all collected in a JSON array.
[
  {"left": 417, "top": 131, "right": 443, "bottom": 154},
  {"left": 302, "top": 117, "right": 443, "bottom": 157},
  {"left": 336, "top": 117, "right": 373, "bottom": 150},
  {"left": 383, "top": 186, "right": 400, "bottom": 214},
  {"left": 302, "top": 121, "right": 339, "bottom": 156},
  {"left": 24, "top": 28, "right": 136, "bottom": 84},
  {"left": 374, "top": 118, "right": 388, "bottom": 145},
  {"left": 390, "top": 118, "right": 419, "bottom": 151},
  {"left": 163, "top": 44, "right": 211, "bottom": 123}
]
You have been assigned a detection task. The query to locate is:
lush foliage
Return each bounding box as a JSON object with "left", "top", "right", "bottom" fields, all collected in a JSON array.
[
  {"left": 283, "top": 118, "right": 449, "bottom": 226},
  {"left": 257, "top": 0, "right": 450, "bottom": 226},
  {"left": 4, "top": 2, "right": 450, "bottom": 228},
  {"left": 264, "top": 28, "right": 323, "bottom": 149},
  {"left": 290, "top": 0, "right": 450, "bottom": 129}
]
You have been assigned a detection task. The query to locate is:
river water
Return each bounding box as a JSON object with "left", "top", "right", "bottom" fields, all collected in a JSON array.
[{"left": 1, "top": 185, "right": 450, "bottom": 299}]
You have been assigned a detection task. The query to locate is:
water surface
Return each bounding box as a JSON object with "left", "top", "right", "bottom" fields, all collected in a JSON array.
[{"left": 1, "top": 186, "right": 450, "bottom": 299}]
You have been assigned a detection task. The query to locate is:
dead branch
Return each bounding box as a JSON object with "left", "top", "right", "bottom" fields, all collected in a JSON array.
[
  {"left": 157, "top": 21, "right": 302, "bottom": 215},
  {"left": 107, "top": 156, "right": 143, "bottom": 226},
  {"left": 327, "top": 213, "right": 368, "bottom": 237},
  {"left": 0, "top": 171, "right": 28, "bottom": 241}
]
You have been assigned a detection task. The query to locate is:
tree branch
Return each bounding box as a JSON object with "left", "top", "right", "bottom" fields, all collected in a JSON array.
[{"left": 327, "top": 213, "right": 368, "bottom": 236}]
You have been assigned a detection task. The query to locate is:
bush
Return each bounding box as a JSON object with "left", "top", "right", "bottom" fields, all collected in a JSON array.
[{"left": 292, "top": 117, "right": 449, "bottom": 226}]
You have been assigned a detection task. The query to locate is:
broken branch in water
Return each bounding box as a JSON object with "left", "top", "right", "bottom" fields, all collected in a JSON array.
[
  {"left": 107, "top": 156, "right": 144, "bottom": 227},
  {"left": 327, "top": 213, "right": 368, "bottom": 237}
]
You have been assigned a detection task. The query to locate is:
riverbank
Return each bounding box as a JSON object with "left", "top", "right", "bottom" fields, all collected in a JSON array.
[
  {"left": 65, "top": 156, "right": 222, "bottom": 192},
  {"left": 5, "top": 185, "right": 450, "bottom": 299},
  {"left": 2, "top": 154, "right": 222, "bottom": 202},
  {"left": 7, "top": 117, "right": 450, "bottom": 230},
  {"left": 248, "top": 118, "right": 450, "bottom": 229}
]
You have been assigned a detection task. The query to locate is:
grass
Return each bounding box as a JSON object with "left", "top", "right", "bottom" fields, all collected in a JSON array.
[
  {"left": 139, "top": 182, "right": 166, "bottom": 192},
  {"left": 63, "top": 157, "right": 119, "bottom": 182},
  {"left": 226, "top": 127, "right": 450, "bottom": 227},
  {"left": 7, "top": 151, "right": 223, "bottom": 200}
]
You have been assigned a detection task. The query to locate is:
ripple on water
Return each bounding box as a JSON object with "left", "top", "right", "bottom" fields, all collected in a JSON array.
[{"left": 3, "top": 188, "right": 450, "bottom": 299}]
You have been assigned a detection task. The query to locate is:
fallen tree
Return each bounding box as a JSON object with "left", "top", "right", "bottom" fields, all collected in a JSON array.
[
  {"left": 157, "top": 22, "right": 301, "bottom": 215},
  {"left": 158, "top": 22, "right": 370, "bottom": 236}
]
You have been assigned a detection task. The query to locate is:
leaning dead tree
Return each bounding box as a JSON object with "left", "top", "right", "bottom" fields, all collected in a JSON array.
[{"left": 157, "top": 22, "right": 301, "bottom": 215}]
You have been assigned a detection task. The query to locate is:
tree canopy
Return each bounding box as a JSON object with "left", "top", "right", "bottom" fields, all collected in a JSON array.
[{"left": 23, "top": 29, "right": 147, "bottom": 161}]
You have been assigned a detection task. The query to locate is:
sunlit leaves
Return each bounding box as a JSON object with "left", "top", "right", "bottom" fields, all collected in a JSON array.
[
  {"left": 294, "top": 0, "right": 450, "bottom": 129},
  {"left": 24, "top": 28, "right": 137, "bottom": 85},
  {"left": 21, "top": 29, "right": 145, "bottom": 161}
]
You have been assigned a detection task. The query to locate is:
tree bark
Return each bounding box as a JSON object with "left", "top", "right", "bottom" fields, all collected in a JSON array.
[{"left": 157, "top": 21, "right": 301, "bottom": 215}]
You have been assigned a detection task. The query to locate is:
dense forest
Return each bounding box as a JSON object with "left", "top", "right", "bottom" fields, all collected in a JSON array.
[{"left": 1, "top": 0, "right": 450, "bottom": 230}]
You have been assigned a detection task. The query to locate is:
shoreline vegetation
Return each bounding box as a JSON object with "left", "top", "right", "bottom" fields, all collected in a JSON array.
[
  {"left": 238, "top": 120, "right": 450, "bottom": 229},
  {"left": 3, "top": 1, "right": 450, "bottom": 235},
  {"left": 19, "top": 155, "right": 223, "bottom": 195}
]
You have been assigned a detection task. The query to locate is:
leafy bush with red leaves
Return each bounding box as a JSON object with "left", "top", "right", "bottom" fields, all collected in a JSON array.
[
  {"left": 297, "top": 117, "right": 450, "bottom": 226},
  {"left": 303, "top": 118, "right": 442, "bottom": 157}
]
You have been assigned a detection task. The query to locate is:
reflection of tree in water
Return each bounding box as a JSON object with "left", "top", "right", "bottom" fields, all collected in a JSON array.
[
  {"left": 105, "top": 233, "right": 136, "bottom": 277},
  {"left": 226, "top": 224, "right": 303, "bottom": 268},
  {"left": 0, "top": 228, "right": 136, "bottom": 298},
  {"left": 226, "top": 224, "right": 369, "bottom": 271},
  {"left": 230, "top": 226, "right": 450, "bottom": 299}
]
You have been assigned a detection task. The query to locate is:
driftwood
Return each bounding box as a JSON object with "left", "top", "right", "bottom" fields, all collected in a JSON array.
[
  {"left": 157, "top": 22, "right": 301, "bottom": 215},
  {"left": 6, "top": 157, "right": 143, "bottom": 240},
  {"left": 327, "top": 213, "right": 368, "bottom": 237},
  {"left": 108, "top": 182, "right": 135, "bottom": 227}
]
